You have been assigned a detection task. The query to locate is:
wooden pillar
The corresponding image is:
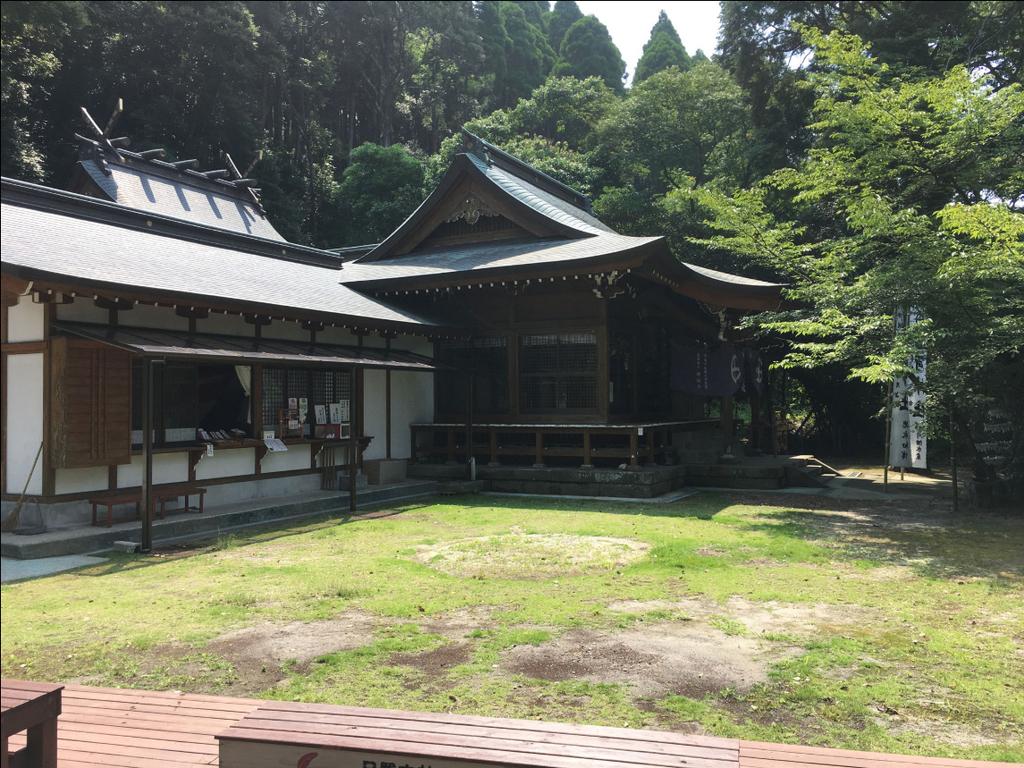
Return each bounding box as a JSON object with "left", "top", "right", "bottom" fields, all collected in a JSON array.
[
  {"left": 533, "top": 431, "right": 544, "bottom": 468},
  {"left": 465, "top": 373, "right": 474, "bottom": 478},
  {"left": 721, "top": 396, "right": 734, "bottom": 454},
  {"left": 646, "top": 428, "right": 656, "bottom": 465},
  {"left": 581, "top": 430, "right": 592, "bottom": 469},
  {"left": 140, "top": 358, "right": 155, "bottom": 553},
  {"left": 488, "top": 428, "right": 499, "bottom": 467},
  {"left": 385, "top": 338, "right": 392, "bottom": 460},
  {"left": 446, "top": 427, "right": 457, "bottom": 464},
  {"left": 629, "top": 429, "right": 640, "bottom": 468},
  {"left": 349, "top": 365, "right": 359, "bottom": 514}
]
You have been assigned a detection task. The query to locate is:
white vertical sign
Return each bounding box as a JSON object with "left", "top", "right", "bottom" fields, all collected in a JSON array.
[{"left": 890, "top": 308, "right": 927, "bottom": 470}]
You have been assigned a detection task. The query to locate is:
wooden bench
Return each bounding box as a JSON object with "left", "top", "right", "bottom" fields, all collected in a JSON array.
[
  {"left": 89, "top": 485, "right": 207, "bottom": 527},
  {"left": 1, "top": 679, "right": 62, "bottom": 768},
  {"left": 155, "top": 484, "right": 207, "bottom": 518},
  {"left": 88, "top": 492, "right": 140, "bottom": 528},
  {"left": 218, "top": 702, "right": 739, "bottom": 768}
]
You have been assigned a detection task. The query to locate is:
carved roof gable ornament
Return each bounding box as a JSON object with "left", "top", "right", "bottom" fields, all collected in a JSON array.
[
  {"left": 592, "top": 270, "right": 635, "bottom": 300},
  {"left": 445, "top": 195, "right": 499, "bottom": 226}
]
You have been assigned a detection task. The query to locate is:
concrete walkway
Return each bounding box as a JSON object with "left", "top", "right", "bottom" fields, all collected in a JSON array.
[{"left": 1, "top": 554, "right": 107, "bottom": 583}]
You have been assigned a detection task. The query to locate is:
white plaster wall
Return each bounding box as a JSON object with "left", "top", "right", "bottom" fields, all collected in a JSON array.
[
  {"left": 261, "top": 319, "right": 309, "bottom": 342},
  {"left": 5, "top": 353, "right": 44, "bottom": 494},
  {"left": 200, "top": 313, "right": 254, "bottom": 336},
  {"left": 362, "top": 369, "right": 388, "bottom": 460},
  {"left": 261, "top": 443, "right": 311, "bottom": 473},
  {"left": 56, "top": 299, "right": 108, "bottom": 324},
  {"left": 398, "top": 336, "right": 434, "bottom": 357},
  {"left": 118, "top": 453, "right": 190, "bottom": 486},
  {"left": 121, "top": 303, "right": 189, "bottom": 331},
  {"left": 389, "top": 371, "right": 434, "bottom": 458},
  {"left": 195, "top": 448, "right": 255, "bottom": 480},
  {"left": 55, "top": 466, "right": 109, "bottom": 494},
  {"left": 317, "top": 327, "right": 361, "bottom": 346},
  {"left": 7, "top": 299, "right": 45, "bottom": 342}
]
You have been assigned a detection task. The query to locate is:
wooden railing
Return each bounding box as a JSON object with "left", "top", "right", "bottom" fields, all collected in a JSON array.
[{"left": 410, "top": 420, "right": 718, "bottom": 468}]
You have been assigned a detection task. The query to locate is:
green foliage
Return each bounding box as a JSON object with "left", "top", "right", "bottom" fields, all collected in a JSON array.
[
  {"left": 552, "top": 16, "right": 625, "bottom": 94},
  {"left": 494, "top": 2, "right": 555, "bottom": 108},
  {"left": 678, "top": 28, "right": 1024, "bottom": 463},
  {"left": 545, "top": 0, "right": 583, "bottom": 54},
  {"left": 1, "top": 1, "right": 86, "bottom": 179},
  {"left": 634, "top": 10, "right": 690, "bottom": 84},
  {"left": 335, "top": 143, "right": 425, "bottom": 245}
]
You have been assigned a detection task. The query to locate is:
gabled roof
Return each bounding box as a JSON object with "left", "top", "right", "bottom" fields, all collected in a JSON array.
[
  {"left": 1, "top": 178, "right": 447, "bottom": 332},
  {"left": 71, "top": 136, "right": 284, "bottom": 241},
  {"left": 358, "top": 132, "right": 622, "bottom": 262},
  {"left": 345, "top": 132, "right": 787, "bottom": 310}
]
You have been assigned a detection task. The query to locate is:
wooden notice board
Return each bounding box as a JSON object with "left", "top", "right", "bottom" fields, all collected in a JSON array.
[{"left": 217, "top": 702, "right": 738, "bottom": 768}]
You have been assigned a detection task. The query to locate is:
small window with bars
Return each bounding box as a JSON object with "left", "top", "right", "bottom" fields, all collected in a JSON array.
[
  {"left": 262, "top": 367, "right": 352, "bottom": 438},
  {"left": 519, "top": 332, "right": 597, "bottom": 412}
]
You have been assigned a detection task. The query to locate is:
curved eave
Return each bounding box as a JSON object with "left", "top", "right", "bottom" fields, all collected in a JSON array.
[
  {"left": 345, "top": 237, "right": 661, "bottom": 293},
  {"left": 642, "top": 250, "right": 788, "bottom": 311}
]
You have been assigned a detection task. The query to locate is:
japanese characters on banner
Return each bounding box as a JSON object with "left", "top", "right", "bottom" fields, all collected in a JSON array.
[
  {"left": 889, "top": 307, "right": 928, "bottom": 470},
  {"left": 670, "top": 341, "right": 765, "bottom": 397}
]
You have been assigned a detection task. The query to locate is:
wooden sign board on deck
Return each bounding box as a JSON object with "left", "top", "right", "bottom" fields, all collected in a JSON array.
[
  {"left": 217, "top": 703, "right": 737, "bottom": 768},
  {"left": 220, "top": 740, "right": 517, "bottom": 768}
]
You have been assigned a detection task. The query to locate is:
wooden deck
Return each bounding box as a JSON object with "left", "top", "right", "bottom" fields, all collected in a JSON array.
[{"left": 2, "top": 684, "right": 1017, "bottom": 768}]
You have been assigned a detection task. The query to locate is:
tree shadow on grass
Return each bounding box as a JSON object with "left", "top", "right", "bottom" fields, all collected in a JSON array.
[
  {"left": 78, "top": 501, "right": 437, "bottom": 577},
  {"left": 447, "top": 492, "right": 727, "bottom": 520},
  {"left": 726, "top": 496, "right": 1024, "bottom": 582}
]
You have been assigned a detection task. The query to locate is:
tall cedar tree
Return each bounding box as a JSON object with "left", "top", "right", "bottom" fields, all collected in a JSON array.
[
  {"left": 546, "top": 1, "right": 583, "bottom": 53},
  {"left": 634, "top": 10, "right": 690, "bottom": 83},
  {"left": 553, "top": 15, "right": 625, "bottom": 93}
]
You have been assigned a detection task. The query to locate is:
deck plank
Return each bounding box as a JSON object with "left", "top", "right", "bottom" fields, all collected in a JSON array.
[{"left": 3, "top": 684, "right": 1017, "bottom": 768}]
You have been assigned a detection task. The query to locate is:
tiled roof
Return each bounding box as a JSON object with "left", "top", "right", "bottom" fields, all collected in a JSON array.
[
  {"left": 465, "top": 153, "right": 614, "bottom": 236},
  {"left": 1, "top": 193, "right": 444, "bottom": 330},
  {"left": 78, "top": 157, "right": 284, "bottom": 241},
  {"left": 682, "top": 262, "right": 786, "bottom": 288},
  {"left": 341, "top": 233, "right": 661, "bottom": 286}
]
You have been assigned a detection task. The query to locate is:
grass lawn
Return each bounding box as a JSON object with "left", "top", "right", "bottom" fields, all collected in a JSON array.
[{"left": 2, "top": 492, "right": 1022, "bottom": 761}]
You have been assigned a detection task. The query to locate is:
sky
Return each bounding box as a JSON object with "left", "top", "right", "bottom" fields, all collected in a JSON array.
[{"left": 576, "top": 1, "right": 721, "bottom": 84}]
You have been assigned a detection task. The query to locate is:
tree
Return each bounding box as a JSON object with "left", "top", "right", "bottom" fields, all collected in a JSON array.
[
  {"left": 546, "top": 0, "right": 582, "bottom": 54},
  {"left": 494, "top": 2, "right": 555, "bottom": 108},
  {"left": 335, "top": 142, "right": 425, "bottom": 245},
  {"left": 425, "top": 75, "right": 614, "bottom": 188},
  {"left": 634, "top": 10, "right": 689, "bottom": 83},
  {"left": 404, "top": 3, "right": 485, "bottom": 153},
  {"left": 1, "top": 1, "right": 86, "bottom": 180},
  {"left": 552, "top": 16, "right": 625, "bottom": 93},
  {"left": 678, "top": 29, "right": 1024, "bottom": 473}
]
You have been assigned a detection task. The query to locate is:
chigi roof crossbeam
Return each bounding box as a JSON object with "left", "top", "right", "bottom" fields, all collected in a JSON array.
[{"left": 77, "top": 101, "right": 266, "bottom": 211}]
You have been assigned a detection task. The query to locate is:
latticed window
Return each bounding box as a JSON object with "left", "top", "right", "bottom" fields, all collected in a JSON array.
[
  {"left": 262, "top": 367, "right": 352, "bottom": 436},
  {"left": 436, "top": 337, "right": 510, "bottom": 416},
  {"left": 519, "top": 332, "right": 597, "bottom": 412}
]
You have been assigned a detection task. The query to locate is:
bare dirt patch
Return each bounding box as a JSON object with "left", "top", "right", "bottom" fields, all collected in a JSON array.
[
  {"left": 878, "top": 714, "right": 1007, "bottom": 748},
  {"left": 209, "top": 609, "right": 381, "bottom": 666},
  {"left": 390, "top": 642, "right": 473, "bottom": 678},
  {"left": 503, "top": 622, "right": 800, "bottom": 699},
  {"left": 420, "top": 606, "right": 496, "bottom": 640},
  {"left": 415, "top": 532, "right": 650, "bottom": 579},
  {"left": 608, "top": 596, "right": 869, "bottom": 639}
]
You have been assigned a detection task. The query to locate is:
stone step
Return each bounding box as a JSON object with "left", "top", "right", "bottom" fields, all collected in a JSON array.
[{"left": 1, "top": 481, "right": 439, "bottom": 560}]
